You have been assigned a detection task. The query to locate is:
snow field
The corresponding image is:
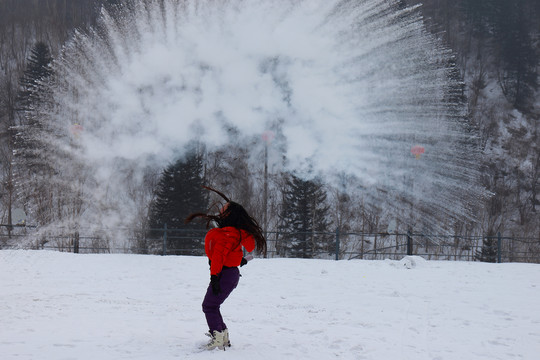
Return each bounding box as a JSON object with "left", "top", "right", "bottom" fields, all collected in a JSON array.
[{"left": 1, "top": 251, "right": 539, "bottom": 359}]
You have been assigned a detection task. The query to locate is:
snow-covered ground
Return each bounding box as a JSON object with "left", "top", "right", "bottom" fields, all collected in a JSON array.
[{"left": 1, "top": 250, "right": 539, "bottom": 360}]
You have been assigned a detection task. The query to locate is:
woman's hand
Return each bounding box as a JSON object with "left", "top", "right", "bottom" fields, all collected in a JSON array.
[{"left": 210, "top": 274, "right": 221, "bottom": 295}]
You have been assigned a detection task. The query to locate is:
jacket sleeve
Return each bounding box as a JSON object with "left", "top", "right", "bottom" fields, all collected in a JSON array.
[{"left": 241, "top": 231, "right": 256, "bottom": 253}]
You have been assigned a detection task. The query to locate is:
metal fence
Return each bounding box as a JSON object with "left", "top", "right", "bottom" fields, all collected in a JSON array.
[
  {"left": 264, "top": 230, "right": 540, "bottom": 263},
  {"left": 1, "top": 225, "right": 539, "bottom": 263}
]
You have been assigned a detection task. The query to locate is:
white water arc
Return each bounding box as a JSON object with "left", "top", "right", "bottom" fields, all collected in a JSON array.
[{"left": 50, "top": 0, "right": 485, "bottom": 231}]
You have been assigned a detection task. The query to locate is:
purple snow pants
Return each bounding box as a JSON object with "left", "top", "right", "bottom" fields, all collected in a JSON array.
[{"left": 202, "top": 266, "right": 240, "bottom": 332}]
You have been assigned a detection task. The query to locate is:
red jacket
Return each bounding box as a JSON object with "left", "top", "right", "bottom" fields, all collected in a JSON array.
[{"left": 205, "top": 226, "right": 256, "bottom": 275}]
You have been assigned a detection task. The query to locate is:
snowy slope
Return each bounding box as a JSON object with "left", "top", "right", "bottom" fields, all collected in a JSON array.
[{"left": 1, "top": 251, "right": 539, "bottom": 360}]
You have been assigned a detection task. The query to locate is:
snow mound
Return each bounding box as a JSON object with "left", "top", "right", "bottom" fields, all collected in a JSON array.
[
  {"left": 399, "top": 255, "right": 427, "bottom": 269},
  {"left": 385, "top": 255, "right": 428, "bottom": 269}
]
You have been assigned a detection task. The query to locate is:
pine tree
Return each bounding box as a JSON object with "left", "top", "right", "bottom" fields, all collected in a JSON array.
[
  {"left": 148, "top": 147, "right": 208, "bottom": 255},
  {"left": 278, "top": 174, "right": 332, "bottom": 258},
  {"left": 17, "top": 42, "right": 53, "bottom": 112},
  {"left": 475, "top": 233, "right": 498, "bottom": 263},
  {"left": 13, "top": 42, "right": 58, "bottom": 227}
]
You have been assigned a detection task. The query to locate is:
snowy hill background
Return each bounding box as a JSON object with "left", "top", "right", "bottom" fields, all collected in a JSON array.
[
  {"left": 1, "top": 250, "right": 539, "bottom": 359},
  {"left": 405, "top": 0, "right": 540, "bottom": 239}
]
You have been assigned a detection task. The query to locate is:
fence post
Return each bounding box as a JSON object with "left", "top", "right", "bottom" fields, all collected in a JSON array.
[
  {"left": 74, "top": 231, "right": 79, "bottom": 254},
  {"left": 407, "top": 229, "right": 413, "bottom": 256},
  {"left": 497, "top": 232, "right": 502, "bottom": 263},
  {"left": 335, "top": 228, "right": 340, "bottom": 261},
  {"left": 162, "top": 223, "right": 168, "bottom": 256}
]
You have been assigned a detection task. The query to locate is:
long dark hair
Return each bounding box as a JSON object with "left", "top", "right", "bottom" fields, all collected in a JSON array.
[{"left": 185, "top": 186, "right": 267, "bottom": 255}]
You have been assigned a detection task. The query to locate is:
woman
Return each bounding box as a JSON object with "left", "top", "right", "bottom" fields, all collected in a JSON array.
[{"left": 186, "top": 186, "right": 267, "bottom": 351}]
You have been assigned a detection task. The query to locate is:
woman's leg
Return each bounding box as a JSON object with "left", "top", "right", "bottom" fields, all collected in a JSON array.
[{"left": 202, "top": 267, "right": 240, "bottom": 332}]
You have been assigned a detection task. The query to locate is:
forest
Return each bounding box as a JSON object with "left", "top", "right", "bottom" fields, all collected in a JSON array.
[{"left": 0, "top": 0, "right": 538, "bottom": 261}]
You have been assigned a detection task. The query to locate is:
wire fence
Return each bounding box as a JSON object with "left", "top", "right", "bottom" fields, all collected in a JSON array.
[{"left": 1, "top": 225, "right": 539, "bottom": 263}]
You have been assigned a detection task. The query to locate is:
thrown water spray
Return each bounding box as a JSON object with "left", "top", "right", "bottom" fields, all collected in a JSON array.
[{"left": 46, "top": 0, "right": 484, "bottom": 234}]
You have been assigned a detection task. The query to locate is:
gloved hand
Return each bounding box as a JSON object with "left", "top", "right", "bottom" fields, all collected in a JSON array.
[
  {"left": 241, "top": 255, "right": 253, "bottom": 267},
  {"left": 210, "top": 274, "right": 221, "bottom": 295}
]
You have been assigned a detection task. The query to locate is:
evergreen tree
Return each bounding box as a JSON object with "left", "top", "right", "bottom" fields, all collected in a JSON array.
[
  {"left": 475, "top": 233, "right": 498, "bottom": 263},
  {"left": 17, "top": 42, "right": 53, "bottom": 112},
  {"left": 148, "top": 147, "right": 208, "bottom": 255},
  {"left": 278, "top": 174, "right": 332, "bottom": 258},
  {"left": 13, "top": 42, "right": 58, "bottom": 227}
]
